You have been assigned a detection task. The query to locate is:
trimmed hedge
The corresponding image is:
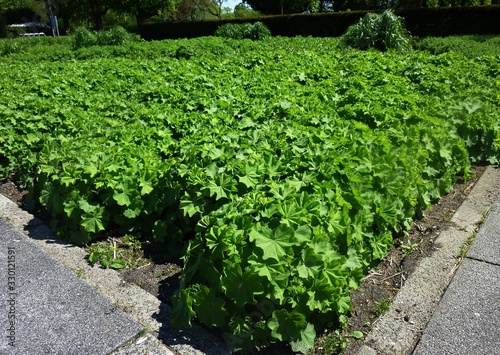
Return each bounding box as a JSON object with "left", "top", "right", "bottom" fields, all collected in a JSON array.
[
  {"left": 140, "top": 5, "right": 500, "bottom": 40},
  {"left": 0, "top": 13, "right": 6, "bottom": 39},
  {"left": 403, "top": 6, "right": 500, "bottom": 36}
]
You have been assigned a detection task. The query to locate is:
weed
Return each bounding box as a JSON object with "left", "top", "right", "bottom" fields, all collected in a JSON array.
[
  {"left": 72, "top": 27, "right": 96, "bottom": 50},
  {"left": 214, "top": 22, "right": 271, "bottom": 40},
  {"left": 315, "top": 330, "right": 349, "bottom": 354},
  {"left": 72, "top": 26, "right": 132, "bottom": 50},
  {"left": 75, "top": 268, "right": 85, "bottom": 277},
  {"left": 341, "top": 10, "right": 412, "bottom": 51},
  {"left": 402, "top": 240, "right": 422, "bottom": 256},
  {"left": 459, "top": 233, "right": 476, "bottom": 258},
  {"left": 314, "top": 329, "right": 363, "bottom": 354},
  {"left": 88, "top": 234, "right": 147, "bottom": 270},
  {"left": 372, "top": 298, "right": 392, "bottom": 317}
]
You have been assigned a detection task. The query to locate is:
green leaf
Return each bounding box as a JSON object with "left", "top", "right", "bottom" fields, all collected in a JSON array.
[
  {"left": 179, "top": 195, "right": 202, "bottom": 218},
  {"left": 193, "top": 286, "right": 227, "bottom": 328},
  {"left": 204, "top": 173, "right": 235, "bottom": 200},
  {"left": 63, "top": 200, "right": 78, "bottom": 218},
  {"left": 140, "top": 180, "right": 154, "bottom": 195},
  {"left": 345, "top": 248, "right": 362, "bottom": 271},
  {"left": 221, "top": 264, "right": 264, "bottom": 307},
  {"left": 294, "top": 225, "right": 311, "bottom": 244},
  {"left": 123, "top": 208, "right": 137, "bottom": 219},
  {"left": 113, "top": 192, "right": 131, "bottom": 207},
  {"left": 306, "top": 277, "right": 336, "bottom": 312},
  {"left": 350, "top": 330, "right": 364, "bottom": 339},
  {"left": 249, "top": 225, "right": 297, "bottom": 262},
  {"left": 290, "top": 323, "right": 316, "bottom": 354},
  {"left": 277, "top": 201, "right": 303, "bottom": 226},
  {"left": 88, "top": 252, "right": 99, "bottom": 265},
  {"left": 80, "top": 211, "right": 105, "bottom": 233},
  {"left": 268, "top": 309, "right": 306, "bottom": 342},
  {"left": 60, "top": 174, "right": 76, "bottom": 187},
  {"left": 171, "top": 288, "right": 196, "bottom": 329},
  {"left": 110, "top": 258, "right": 126, "bottom": 269},
  {"left": 83, "top": 163, "right": 99, "bottom": 177},
  {"left": 238, "top": 164, "right": 260, "bottom": 189}
]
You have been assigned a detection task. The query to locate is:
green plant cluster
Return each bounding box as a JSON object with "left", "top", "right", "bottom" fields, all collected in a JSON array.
[
  {"left": 416, "top": 35, "right": 500, "bottom": 58},
  {"left": 72, "top": 26, "right": 132, "bottom": 50},
  {"left": 342, "top": 10, "right": 412, "bottom": 51},
  {"left": 88, "top": 234, "right": 145, "bottom": 269},
  {"left": 0, "top": 36, "right": 499, "bottom": 353},
  {"left": 214, "top": 22, "right": 271, "bottom": 40}
]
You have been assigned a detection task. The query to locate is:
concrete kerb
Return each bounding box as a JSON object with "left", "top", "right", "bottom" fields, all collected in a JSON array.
[
  {"left": 0, "top": 194, "right": 230, "bottom": 355},
  {"left": 356, "top": 165, "right": 500, "bottom": 355}
]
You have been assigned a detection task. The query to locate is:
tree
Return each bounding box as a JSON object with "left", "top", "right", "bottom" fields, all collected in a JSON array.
[
  {"left": 234, "top": 2, "right": 260, "bottom": 17},
  {"left": 1, "top": 0, "right": 46, "bottom": 21},
  {"left": 114, "top": 0, "right": 182, "bottom": 25},
  {"left": 243, "top": 0, "right": 319, "bottom": 14}
]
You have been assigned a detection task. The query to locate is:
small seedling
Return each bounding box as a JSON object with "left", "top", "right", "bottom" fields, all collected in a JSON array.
[
  {"left": 88, "top": 234, "right": 146, "bottom": 270},
  {"left": 402, "top": 240, "right": 422, "bottom": 256},
  {"left": 373, "top": 298, "right": 392, "bottom": 317},
  {"left": 459, "top": 233, "right": 476, "bottom": 258},
  {"left": 75, "top": 268, "right": 85, "bottom": 277}
]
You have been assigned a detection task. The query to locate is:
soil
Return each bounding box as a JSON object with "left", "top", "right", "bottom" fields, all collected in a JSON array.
[{"left": 0, "top": 165, "right": 487, "bottom": 354}]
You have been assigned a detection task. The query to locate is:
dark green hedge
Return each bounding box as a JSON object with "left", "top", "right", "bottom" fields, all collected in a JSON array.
[
  {"left": 402, "top": 6, "right": 500, "bottom": 36},
  {"left": 140, "top": 11, "right": 367, "bottom": 40},
  {"left": 0, "top": 13, "right": 6, "bottom": 39},
  {"left": 140, "top": 5, "right": 500, "bottom": 40}
]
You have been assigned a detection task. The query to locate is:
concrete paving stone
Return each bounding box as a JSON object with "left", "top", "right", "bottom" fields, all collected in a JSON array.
[
  {"left": 451, "top": 166, "right": 500, "bottom": 232},
  {"left": 467, "top": 196, "right": 500, "bottom": 265},
  {"left": 0, "top": 219, "right": 143, "bottom": 354},
  {"left": 413, "top": 258, "right": 500, "bottom": 355},
  {"left": 356, "top": 345, "right": 377, "bottom": 355},
  {"left": 109, "top": 333, "right": 175, "bottom": 355}
]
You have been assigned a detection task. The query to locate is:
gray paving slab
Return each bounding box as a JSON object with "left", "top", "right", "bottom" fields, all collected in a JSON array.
[
  {"left": 467, "top": 197, "right": 500, "bottom": 266},
  {"left": 0, "top": 219, "right": 143, "bottom": 354},
  {"left": 413, "top": 258, "right": 500, "bottom": 355},
  {"left": 110, "top": 333, "right": 175, "bottom": 355}
]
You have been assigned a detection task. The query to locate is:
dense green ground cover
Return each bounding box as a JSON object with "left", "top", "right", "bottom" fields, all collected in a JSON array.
[{"left": 1, "top": 36, "right": 499, "bottom": 352}]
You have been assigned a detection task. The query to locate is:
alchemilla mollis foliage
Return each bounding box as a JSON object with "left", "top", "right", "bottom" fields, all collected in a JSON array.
[{"left": 0, "top": 35, "right": 499, "bottom": 353}]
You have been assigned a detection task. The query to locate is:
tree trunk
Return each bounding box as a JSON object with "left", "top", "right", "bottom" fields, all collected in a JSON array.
[
  {"left": 136, "top": 10, "right": 147, "bottom": 26},
  {"left": 93, "top": 11, "right": 105, "bottom": 30}
]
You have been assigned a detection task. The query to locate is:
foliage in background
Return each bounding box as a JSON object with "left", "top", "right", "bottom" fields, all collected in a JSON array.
[
  {"left": 0, "top": 12, "right": 6, "bottom": 38},
  {"left": 234, "top": 3, "right": 261, "bottom": 18},
  {"left": 72, "top": 26, "right": 132, "bottom": 49},
  {"left": 214, "top": 21, "right": 271, "bottom": 40},
  {"left": 415, "top": 35, "right": 500, "bottom": 58},
  {"left": 342, "top": 10, "right": 412, "bottom": 51},
  {"left": 0, "top": 35, "right": 499, "bottom": 353}
]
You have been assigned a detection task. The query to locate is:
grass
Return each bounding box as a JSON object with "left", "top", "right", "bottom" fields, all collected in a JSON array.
[
  {"left": 372, "top": 297, "right": 392, "bottom": 317},
  {"left": 459, "top": 233, "right": 477, "bottom": 258}
]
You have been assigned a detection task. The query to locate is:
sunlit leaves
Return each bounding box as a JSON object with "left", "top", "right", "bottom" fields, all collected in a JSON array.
[
  {"left": 1, "top": 35, "right": 500, "bottom": 354},
  {"left": 268, "top": 309, "right": 307, "bottom": 342},
  {"left": 249, "top": 225, "right": 300, "bottom": 262}
]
